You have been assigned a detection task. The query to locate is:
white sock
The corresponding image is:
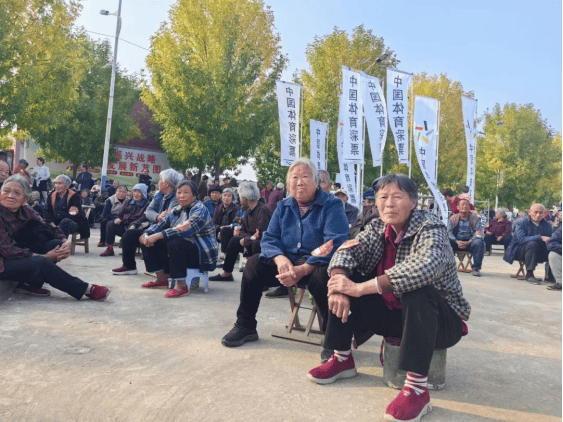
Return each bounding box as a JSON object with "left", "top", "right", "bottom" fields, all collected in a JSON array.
[
  {"left": 334, "top": 350, "right": 351, "bottom": 362},
  {"left": 405, "top": 372, "right": 428, "bottom": 395}
]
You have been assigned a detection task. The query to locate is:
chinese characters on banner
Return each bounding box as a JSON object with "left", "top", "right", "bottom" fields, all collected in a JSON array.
[
  {"left": 103, "top": 147, "right": 171, "bottom": 178},
  {"left": 310, "top": 120, "right": 328, "bottom": 171},
  {"left": 387, "top": 68, "right": 412, "bottom": 164},
  {"left": 276, "top": 80, "right": 302, "bottom": 167},
  {"left": 342, "top": 66, "right": 364, "bottom": 164},
  {"left": 414, "top": 96, "right": 448, "bottom": 226},
  {"left": 361, "top": 72, "right": 388, "bottom": 167},
  {"left": 336, "top": 90, "right": 359, "bottom": 208},
  {"left": 461, "top": 96, "right": 478, "bottom": 202}
]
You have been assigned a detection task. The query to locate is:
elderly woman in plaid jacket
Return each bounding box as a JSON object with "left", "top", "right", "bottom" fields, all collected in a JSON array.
[{"left": 307, "top": 173, "right": 471, "bottom": 422}]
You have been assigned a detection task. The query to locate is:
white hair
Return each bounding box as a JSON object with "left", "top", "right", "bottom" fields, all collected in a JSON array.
[
  {"left": 54, "top": 174, "right": 72, "bottom": 186},
  {"left": 286, "top": 158, "right": 320, "bottom": 187},
  {"left": 238, "top": 182, "right": 260, "bottom": 201}
]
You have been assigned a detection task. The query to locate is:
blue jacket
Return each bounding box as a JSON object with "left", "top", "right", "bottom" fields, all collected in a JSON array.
[
  {"left": 504, "top": 216, "right": 552, "bottom": 264},
  {"left": 259, "top": 189, "right": 349, "bottom": 267},
  {"left": 547, "top": 226, "right": 562, "bottom": 256},
  {"left": 144, "top": 190, "right": 178, "bottom": 223},
  {"left": 203, "top": 199, "right": 221, "bottom": 219}
]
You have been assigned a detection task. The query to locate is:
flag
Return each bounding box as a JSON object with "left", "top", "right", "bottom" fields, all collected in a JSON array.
[{"left": 276, "top": 80, "right": 301, "bottom": 166}]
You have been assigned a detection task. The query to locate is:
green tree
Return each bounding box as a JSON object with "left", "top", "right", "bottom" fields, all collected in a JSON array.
[
  {"left": 143, "top": 0, "right": 286, "bottom": 177},
  {"left": 32, "top": 37, "right": 141, "bottom": 176},
  {"left": 476, "top": 103, "right": 562, "bottom": 209},
  {"left": 0, "top": 0, "right": 90, "bottom": 147}
]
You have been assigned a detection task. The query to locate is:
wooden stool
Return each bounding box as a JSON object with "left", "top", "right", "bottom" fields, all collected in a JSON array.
[
  {"left": 455, "top": 251, "right": 472, "bottom": 272},
  {"left": 70, "top": 232, "right": 89, "bottom": 255},
  {"left": 510, "top": 261, "right": 526, "bottom": 280},
  {"left": 271, "top": 287, "right": 324, "bottom": 346}
]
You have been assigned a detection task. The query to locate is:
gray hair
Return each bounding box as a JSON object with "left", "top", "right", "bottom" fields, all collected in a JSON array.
[
  {"left": 497, "top": 209, "right": 507, "bottom": 218},
  {"left": 531, "top": 203, "right": 546, "bottom": 212},
  {"left": 160, "top": 168, "right": 181, "bottom": 189},
  {"left": 286, "top": 158, "right": 320, "bottom": 187},
  {"left": 2, "top": 174, "right": 32, "bottom": 200},
  {"left": 54, "top": 174, "right": 72, "bottom": 186},
  {"left": 238, "top": 182, "right": 260, "bottom": 202},
  {"left": 374, "top": 173, "right": 418, "bottom": 202},
  {"left": 319, "top": 169, "right": 330, "bottom": 182},
  {"left": 177, "top": 179, "right": 197, "bottom": 196},
  {"left": 222, "top": 188, "right": 235, "bottom": 199},
  {"left": 117, "top": 185, "right": 128, "bottom": 192}
]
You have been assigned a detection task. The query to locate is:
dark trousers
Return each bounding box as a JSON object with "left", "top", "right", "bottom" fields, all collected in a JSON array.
[
  {"left": 100, "top": 218, "right": 113, "bottom": 243},
  {"left": 58, "top": 218, "right": 78, "bottom": 238},
  {"left": 141, "top": 237, "right": 199, "bottom": 278},
  {"left": 121, "top": 228, "right": 144, "bottom": 269},
  {"left": 105, "top": 221, "right": 127, "bottom": 245},
  {"left": 514, "top": 240, "right": 549, "bottom": 271},
  {"left": 236, "top": 254, "right": 329, "bottom": 331},
  {"left": 0, "top": 252, "right": 88, "bottom": 300},
  {"left": 484, "top": 234, "right": 512, "bottom": 252},
  {"left": 323, "top": 284, "right": 463, "bottom": 376},
  {"left": 223, "top": 236, "right": 261, "bottom": 274},
  {"left": 219, "top": 226, "right": 234, "bottom": 254}
]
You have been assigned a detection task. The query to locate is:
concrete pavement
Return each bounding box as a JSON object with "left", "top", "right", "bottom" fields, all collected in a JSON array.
[{"left": 0, "top": 231, "right": 561, "bottom": 422}]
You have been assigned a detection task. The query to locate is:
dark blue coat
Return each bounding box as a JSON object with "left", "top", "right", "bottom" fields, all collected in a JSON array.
[
  {"left": 547, "top": 226, "right": 562, "bottom": 256},
  {"left": 259, "top": 189, "right": 349, "bottom": 267},
  {"left": 503, "top": 216, "right": 552, "bottom": 264}
]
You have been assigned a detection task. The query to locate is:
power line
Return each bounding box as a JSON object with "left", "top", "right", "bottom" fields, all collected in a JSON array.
[{"left": 85, "top": 30, "right": 150, "bottom": 52}]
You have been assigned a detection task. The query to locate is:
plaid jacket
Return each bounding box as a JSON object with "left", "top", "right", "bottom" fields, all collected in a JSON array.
[
  {"left": 328, "top": 209, "right": 471, "bottom": 321},
  {"left": 143, "top": 200, "right": 218, "bottom": 271}
]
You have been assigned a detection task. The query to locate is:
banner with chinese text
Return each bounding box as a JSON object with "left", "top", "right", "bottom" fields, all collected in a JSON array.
[
  {"left": 462, "top": 96, "right": 478, "bottom": 202},
  {"left": 276, "top": 80, "right": 302, "bottom": 166},
  {"left": 342, "top": 66, "right": 364, "bottom": 163},
  {"left": 336, "top": 91, "right": 359, "bottom": 208},
  {"left": 361, "top": 72, "right": 387, "bottom": 166},
  {"left": 105, "top": 147, "right": 170, "bottom": 178},
  {"left": 414, "top": 96, "right": 448, "bottom": 226},
  {"left": 387, "top": 68, "right": 411, "bottom": 164},
  {"left": 310, "top": 120, "right": 328, "bottom": 171}
]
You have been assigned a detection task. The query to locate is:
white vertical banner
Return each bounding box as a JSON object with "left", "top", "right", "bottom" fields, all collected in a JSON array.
[
  {"left": 336, "top": 90, "right": 359, "bottom": 208},
  {"left": 342, "top": 66, "right": 364, "bottom": 163},
  {"left": 414, "top": 96, "right": 448, "bottom": 226},
  {"left": 276, "top": 80, "right": 302, "bottom": 166},
  {"left": 341, "top": 162, "right": 359, "bottom": 208},
  {"left": 461, "top": 96, "right": 478, "bottom": 201},
  {"left": 361, "top": 72, "right": 388, "bottom": 167},
  {"left": 310, "top": 120, "right": 328, "bottom": 171},
  {"left": 387, "top": 68, "right": 412, "bottom": 164}
]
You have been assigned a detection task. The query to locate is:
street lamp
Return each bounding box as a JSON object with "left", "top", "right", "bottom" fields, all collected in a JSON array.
[{"left": 100, "top": 0, "right": 122, "bottom": 192}]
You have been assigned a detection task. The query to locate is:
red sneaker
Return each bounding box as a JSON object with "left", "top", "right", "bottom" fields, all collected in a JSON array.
[
  {"left": 112, "top": 266, "right": 138, "bottom": 275},
  {"left": 384, "top": 387, "right": 432, "bottom": 422},
  {"left": 306, "top": 354, "right": 357, "bottom": 385},
  {"left": 141, "top": 279, "right": 169, "bottom": 288},
  {"left": 100, "top": 247, "right": 114, "bottom": 257},
  {"left": 14, "top": 284, "right": 51, "bottom": 297},
  {"left": 85, "top": 285, "right": 110, "bottom": 301},
  {"left": 164, "top": 287, "right": 189, "bottom": 298}
]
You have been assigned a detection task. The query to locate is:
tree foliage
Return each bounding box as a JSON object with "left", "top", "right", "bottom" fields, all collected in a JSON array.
[
  {"left": 143, "top": 0, "right": 286, "bottom": 176},
  {"left": 32, "top": 37, "right": 141, "bottom": 172},
  {"left": 0, "top": 0, "right": 90, "bottom": 148},
  {"left": 476, "top": 103, "right": 561, "bottom": 209}
]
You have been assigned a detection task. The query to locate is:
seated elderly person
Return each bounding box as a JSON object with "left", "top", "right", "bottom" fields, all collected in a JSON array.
[
  {"left": 447, "top": 198, "right": 485, "bottom": 277},
  {"left": 221, "top": 158, "right": 349, "bottom": 353},
  {"left": 111, "top": 169, "right": 180, "bottom": 276},
  {"left": 547, "top": 227, "right": 562, "bottom": 291},
  {"left": 204, "top": 186, "right": 222, "bottom": 217},
  {"left": 97, "top": 185, "right": 128, "bottom": 247},
  {"left": 139, "top": 180, "right": 218, "bottom": 297},
  {"left": 100, "top": 184, "right": 149, "bottom": 257},
  {"left": 0, "top": 175, "right": 109, "bottom": 300},
  {"left": 504, "top": 203, "right": 553, "bottom": 284},
  {"left": 307, "top": 173, "right": 470, "bottom": 422},
  {"left": 484, "top": 209, "right": 512, "bottom": 255},
  {"left": 210, "top": 182, "right": 272, "bottom": 282},
  {"left": 44, "top": 174, "right": 90, "bottom": 239},
  {"left": 334, "top": 188, "right": 359, "bottom": 225},
  {"left": 28, "top": 190, "right": 45, "bottom": 218},
  {"left": 349, "top": 187, "right": 379, "bottom": 239},
  {"left": 214, "top": 188, "right": 239, "bottom": 260}
]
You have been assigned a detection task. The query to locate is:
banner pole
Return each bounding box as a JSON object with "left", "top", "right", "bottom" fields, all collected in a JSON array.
[
  {"left": 299, "top": 87, "right": 304, "bottom": 159},
  {"left": 435, "top": 100, "right": 441, "bottom": 182},
  {"left": 325, "top": 125, "right": 329, "bottom": 171},
  {"left": 380, "top": 77, "right": 385, "bottom": 178},
  {"left": 409, "top": 81, "right": 414, "bottom": 178}
]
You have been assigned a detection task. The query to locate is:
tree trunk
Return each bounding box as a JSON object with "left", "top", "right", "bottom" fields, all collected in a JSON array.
[
  {"left": 214, "top": 150, "right": 220, "bottom": 179},
  {"left": 72, "top": 163, "right": 78, "bottom": 180}
]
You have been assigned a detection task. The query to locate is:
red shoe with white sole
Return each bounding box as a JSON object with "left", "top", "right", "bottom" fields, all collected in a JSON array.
[
  {"left": 384, "top": 387, "right": 432, "bottom": 422},
  {"left": 164, "top": 287, "right": 189, "bottom": 298},
  {"left": 306, "top": 354, "right": 357, "bottom": 384}
]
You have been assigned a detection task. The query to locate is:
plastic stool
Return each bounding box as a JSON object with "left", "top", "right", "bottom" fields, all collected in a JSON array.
[{"left": 187, "top": 268, "right": 209, "bottom": 293}]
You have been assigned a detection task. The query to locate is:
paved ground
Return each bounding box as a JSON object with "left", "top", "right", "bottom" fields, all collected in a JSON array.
[{"left": 0, "top": 232, "right": 561, "bottom": 422}]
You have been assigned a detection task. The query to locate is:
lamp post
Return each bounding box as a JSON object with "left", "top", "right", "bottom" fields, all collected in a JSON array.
[{"left": 100, "top": 1, "right": 122, "bottom": 191}]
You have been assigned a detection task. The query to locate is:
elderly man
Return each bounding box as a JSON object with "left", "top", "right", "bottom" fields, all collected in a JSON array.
[
  {"left": 349, "top": 188, "right": 379, "bottom": 239},
  {"left": 210, "top": 182, "right": 272, "bottom": 282},
  {"left": 334, "top": 188, "right": 359, "bottom": 225},
  {"left": 204, "top": 186, "right": 222, "bottom": 217},
  {"left": 484, "top": 209, "right": 512, "bottom": 255},
  {"left": 319, "top": 170, "right": 332, "bottom": 193},
  {"left": 44, "top": 175, "right": 89, "bottom": 239},
  {"left": 221, "top": 158, "right": 349, "bottom": 351},
  {"left": 447, "top": 198, "right": 485, "bottom": 276},
  {"left": 307, "top": 173, "right": 470, "bottom": 422},
  {"left": 0, "top": 160, "right": 10, "bottom": 189},
  {"left": 112, "top": 169, "right": 180, "bottom": 276},
  {"left": 267, "top": 182, "right": 284, "bottom": 212},
  {"left": 547, "top": 227, "right": 562, "bottom": 291},
  {"left": 75, "top": 165, "right": 93, "bottom": 191},
  {"left": 504, "top": 203, "right": 553, "bottom": 284}
]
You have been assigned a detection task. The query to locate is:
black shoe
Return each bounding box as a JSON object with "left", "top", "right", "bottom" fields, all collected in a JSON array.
[
  {"left": 221, "top": 324, "right": 259, "bottom": 347},
  {"left": 544, "top": 276, "right": 556, "bottom": 283},
  {"left": 265, "top": 286, "right": 289, "bottom": 298},
  {"left": 209, "top": 273, "right": 234, "bottom": 282},
  {"left": 321, "top": 348, "right": 333, "bottom": 364},
  {"left": 525, "top": 275, "right": 541, "bottom": 285},
  {"left": 547, "top": 283, "right": 562, "bottom": 290}
]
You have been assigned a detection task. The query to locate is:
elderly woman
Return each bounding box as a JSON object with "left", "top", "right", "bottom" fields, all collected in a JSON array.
[
  {"left": 139, "top": 180, "right": 218, "bottom": 298},
  {"left": 306, "top": 174, "right": 471, "bottom": 422},
  {"left": 28, "top": 190, "right": 45, "bottom": 218},
  {"left": 44, "top": 174, "right": 89, "bottom": 239},
  {"left": 484, "top": 209, "right": 512, "bottom": 255},
  {"left": 100, "top": 184, "right": 149, "bottom": 257},
  {"left": 0, "top": 175, "right": 109, "bottom": 300},
  {"left": 111, "top": 169, "right": 180, "bottom": 275},
  {"left": 98, "top": 185, "right": 128, "bottom": 247},
  {"left": 221, "top": 158, "right": 349, "bottom": 350},
  {"left": 213, "top": 188, "right": 239, "bottom": 258},
  {"left": 210, "top": 182, "right": 272, "bottom": 282}
]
